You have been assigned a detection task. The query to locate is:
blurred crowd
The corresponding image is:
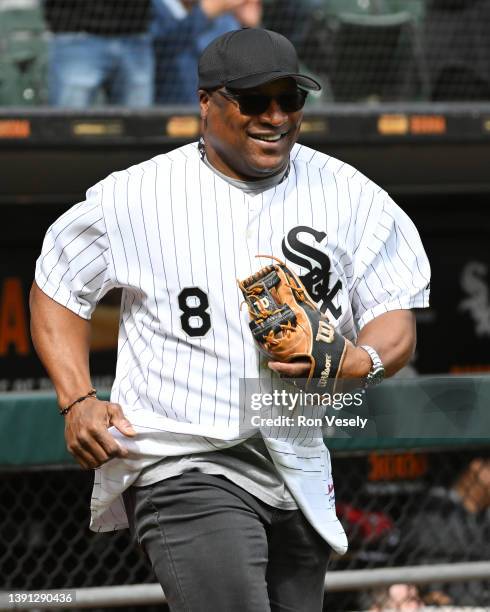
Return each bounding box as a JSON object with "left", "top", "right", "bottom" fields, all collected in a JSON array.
[
  {"left": 43, "top": 0, "right": 262, "bottom": 107},
  {"left": 343, "top": 455, "right": 490, "bottom": 611},
  {"left": 2, "top": 0, "right": 490, "bottom": 106}
]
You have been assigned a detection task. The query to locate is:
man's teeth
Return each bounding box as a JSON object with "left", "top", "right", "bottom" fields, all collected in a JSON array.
[{"left": 253, "top": 134, "right": 284, "bottom": 142}]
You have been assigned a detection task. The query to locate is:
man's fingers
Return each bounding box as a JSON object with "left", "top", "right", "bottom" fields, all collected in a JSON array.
[
  {"left": 67, "top": 440, "right": 106, "bottom": 470},
  {"left": 91, "top": 427, "right": 129, "bottom": 459},
  {"left": 268, "top": 361, "right": 310, "bottom": 377},
  {"left": 68, "top": 427, "right": 128, "bottom": 467},
  {"left": 107, "top": 403, "right": 137, "bottom": 437},
  {"left": 64, "top": 399, "right": 133, "bottom": 468}
]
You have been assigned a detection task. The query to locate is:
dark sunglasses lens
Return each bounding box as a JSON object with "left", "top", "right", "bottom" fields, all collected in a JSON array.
[
  {"left": 237, "top": 95, "right": 270, "bottom": 115},
  {"left": 279, "top": 90, "right": 307, "bottom": 112},
  {"left": 236, "top": 90, "right": 307, "bottom": 114}
]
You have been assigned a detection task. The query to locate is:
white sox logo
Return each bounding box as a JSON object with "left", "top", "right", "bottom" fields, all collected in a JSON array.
[
  {"left": 459, "top": 261, "right": 490, "bottom": 337},
  {"left": 282, "top": 226, "right": 343, "bottom": 320}
]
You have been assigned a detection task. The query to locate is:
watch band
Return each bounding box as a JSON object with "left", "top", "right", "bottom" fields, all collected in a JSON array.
[{"left": 359, "top": 344, "right": 385, "bottom": 386}]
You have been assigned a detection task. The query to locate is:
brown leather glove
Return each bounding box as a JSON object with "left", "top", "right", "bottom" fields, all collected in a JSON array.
[{"left": 238, "top": 257, "right": 349, "bottom": 389}]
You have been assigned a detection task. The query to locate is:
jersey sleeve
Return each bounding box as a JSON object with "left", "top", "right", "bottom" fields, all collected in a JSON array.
[
  {"left": 35, "top": 182, "right": 117, "bottom": 320},
  {"left": 350, "top": 193, "right": 431, "bottom": 330}
]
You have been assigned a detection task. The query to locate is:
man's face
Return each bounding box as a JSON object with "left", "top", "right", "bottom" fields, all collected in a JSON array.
[{"left": 199, "top": 78, "right": 304, "bottom": 181}]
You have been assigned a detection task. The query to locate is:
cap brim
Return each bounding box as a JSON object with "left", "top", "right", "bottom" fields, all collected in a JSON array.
[{"left": 225, "top": 71, "right": 322, "bottom": 91}]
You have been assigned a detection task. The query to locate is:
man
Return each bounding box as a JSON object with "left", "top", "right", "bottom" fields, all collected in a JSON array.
[{"left": 30, "top": 28, "right": 430, "bottom": 612}]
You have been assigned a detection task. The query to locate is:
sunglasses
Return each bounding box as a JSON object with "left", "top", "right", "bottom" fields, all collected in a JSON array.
[{"left": 216, "top": 88, "right": 308, "bottom": 115}]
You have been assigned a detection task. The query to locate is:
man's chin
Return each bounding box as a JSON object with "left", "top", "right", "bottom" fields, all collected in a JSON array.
[{"left": 246, "top": 157, "right": 289, "bottom": 179}]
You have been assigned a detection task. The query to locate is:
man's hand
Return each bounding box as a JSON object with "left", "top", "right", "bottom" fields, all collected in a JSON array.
[
  {"left": 64, "top": 397, "right": 136, "bottom": 470},
  {"left": 30, "top": 282, "right": 137, "bottom": 470},
  {"left": 233, "top": 0, "right": 262, "bottom": 27},
  {"left": 200, "top": 0, "right": 249, "bottom": 19},
  {"left": 268, "top": 310, "right": 417, "bottom": 380}
]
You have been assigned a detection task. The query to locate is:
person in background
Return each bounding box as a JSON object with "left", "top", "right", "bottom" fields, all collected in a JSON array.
[
  {"left": 261, "top": 0, "right": 323, "bottom": 60},
  {"left": 43, "top": 0, "right": 154, "bottom": 107},
  {"left": 152, "top": 0, "right": 262, "bottom": 105},
  {"left": 425, "top": 0, "right": 490, "bottom": 100},
  {"left": 368, "top": 584, "right": 424, "bottom": 611},
  {"left": 398, "top": 456, "right": 490, "bottom": 606}
]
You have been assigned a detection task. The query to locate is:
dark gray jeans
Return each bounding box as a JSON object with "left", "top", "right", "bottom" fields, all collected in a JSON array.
[{"left": 123, "top": 471, "right": 331, "bottom": 612}]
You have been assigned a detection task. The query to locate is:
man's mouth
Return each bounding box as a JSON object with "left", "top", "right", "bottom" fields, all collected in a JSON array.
[{"left": 249, "top": 131, "right": 289, "bottom": 143}]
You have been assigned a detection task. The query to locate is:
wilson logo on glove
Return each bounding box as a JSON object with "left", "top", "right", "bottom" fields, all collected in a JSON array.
[
  {"left": 316, "top": 319, "right": 335, "bottom": 344},
  {"left": 238, "top": 256, "right": 349, "bottom": 390}
]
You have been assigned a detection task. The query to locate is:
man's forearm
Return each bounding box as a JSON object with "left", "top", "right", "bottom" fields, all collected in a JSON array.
[
  {"left": 355, "top": 309, "right": 417, "bottom": 377},
  {"left": 30, "top": 282, "right": 135, "bottom": 469},
  {"left": 29, "top": 282, "right": 93, "bottom": 407},
  {"left": 268, "top": 309, "right": 417, "bottom": 381}
]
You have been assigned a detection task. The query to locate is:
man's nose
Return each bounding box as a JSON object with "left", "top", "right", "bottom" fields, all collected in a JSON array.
[{"left": 259, "top": 98, "right": 288, "bottom": 125}]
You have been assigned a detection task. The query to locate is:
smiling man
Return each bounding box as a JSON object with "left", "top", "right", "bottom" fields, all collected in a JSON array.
[
  {"left": 198, "top": 28, "right": 316, "bottom": 181},
  {"left": 202, "top": 78, "right": 304, "bottom": 176},
  {"left": 30, "top": 28, "right": 430, "bottom": 612}
]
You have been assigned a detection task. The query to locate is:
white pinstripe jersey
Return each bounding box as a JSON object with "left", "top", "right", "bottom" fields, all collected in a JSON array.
[{"left": 35, "top": 141, "right": 430, "bottom": 554}]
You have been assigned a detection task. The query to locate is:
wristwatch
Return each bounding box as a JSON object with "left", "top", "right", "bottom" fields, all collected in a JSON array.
[{"left": 359, "top": 345, "right": 385, "bottom": 386}]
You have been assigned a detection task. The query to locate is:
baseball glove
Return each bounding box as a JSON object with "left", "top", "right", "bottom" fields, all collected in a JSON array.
[{"left": 238, "top": 257, "right": 349, "bottom": 389}]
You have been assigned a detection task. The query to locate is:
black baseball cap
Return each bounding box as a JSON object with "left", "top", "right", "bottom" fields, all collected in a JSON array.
[{"left": 198, "top": 28, "right": 322, "bottom": 92}]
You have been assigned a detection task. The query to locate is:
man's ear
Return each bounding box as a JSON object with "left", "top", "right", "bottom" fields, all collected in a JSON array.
[{"left": 199, "top": 89, "right": 210, "bottom": 119}]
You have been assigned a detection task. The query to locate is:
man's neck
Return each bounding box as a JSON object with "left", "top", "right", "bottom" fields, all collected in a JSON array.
[{"left": 199, "top": 140, "right": 290, "bottom": 195}]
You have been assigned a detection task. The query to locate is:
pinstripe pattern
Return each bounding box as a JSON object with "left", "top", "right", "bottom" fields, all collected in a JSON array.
[{"left": 35, "top": 141, "right": 430, "bottom": 553}]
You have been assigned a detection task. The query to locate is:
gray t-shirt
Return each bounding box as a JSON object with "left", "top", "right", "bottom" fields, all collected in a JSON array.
[
  {"left": 133, "top": 157, "right": 297, "bottom": 510},
  {"left": 134, "top": 437, "right": 297, "bottom": 510},
  {"left": 202, "top": 153, "right": 289, "bottom": 195}
]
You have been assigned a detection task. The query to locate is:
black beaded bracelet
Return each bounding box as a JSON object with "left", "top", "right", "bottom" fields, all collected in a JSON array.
[{"left": 59, "top": 388, "right": 97, "bottom": 416}]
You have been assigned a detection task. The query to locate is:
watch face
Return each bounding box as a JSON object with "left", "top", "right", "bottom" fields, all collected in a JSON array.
[{"left": 367, "top": 366, "right": 385, "bottom": 386}]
